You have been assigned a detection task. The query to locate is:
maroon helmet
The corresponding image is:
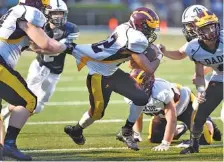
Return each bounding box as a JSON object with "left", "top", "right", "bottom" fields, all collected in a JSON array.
[
  {"left": 129, "top": 7, "right": 160, "bottom": 43},
  {"left": 19, "top": 0, "right": 50, "bottom": 10}
]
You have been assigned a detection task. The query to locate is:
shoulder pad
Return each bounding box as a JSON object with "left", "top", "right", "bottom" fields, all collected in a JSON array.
[
  {"left": 23, "top": 6, "right": 46, "bottom": 28},
  {"left": 152, "top": 78, "right": 174, "bottom": 104},
  {"left": 63, "top": 22, "right": 79, "bottom": 36},
  {"left": 182, "top": 39, "right": 200, "bottom": 61},
  {"left": 127, "top": 28, "right": 148, "bottom": 54}
]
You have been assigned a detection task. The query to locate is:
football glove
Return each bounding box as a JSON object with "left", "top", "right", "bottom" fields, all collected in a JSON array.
[{"left": 152, "top": 140, "right": 170, "bottom": 151}]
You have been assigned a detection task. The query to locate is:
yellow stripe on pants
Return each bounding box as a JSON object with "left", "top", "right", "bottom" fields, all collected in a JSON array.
[
  {"left": 91, "top": 74, "right": 105, "bottom": 120},
  {"left": 0, "top": 65, "right": 36, "bottom": 112}
]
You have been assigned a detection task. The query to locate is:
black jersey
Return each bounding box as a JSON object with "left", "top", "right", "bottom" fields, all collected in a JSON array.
[{"left": 36, "top": 22, "right": 79, "bottom": 74}]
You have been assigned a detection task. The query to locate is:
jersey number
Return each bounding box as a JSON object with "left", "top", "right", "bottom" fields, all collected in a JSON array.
[
  {"left": 44, "top": 55, "right": 54, "bottom": 62},
  {"left": 91, "top": 33, "right": 118, "bottom": 53}
]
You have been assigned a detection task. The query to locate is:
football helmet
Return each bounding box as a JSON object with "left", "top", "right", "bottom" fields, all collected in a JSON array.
[
  {"left": 44, "top": 0, "right": 68, "bottom": 27},
  {"left": 194, "top": 10, "right": 220, "bottom": 41},
  {"left": 130, "top": 69, "right": 155, "bottom": 96},
  {"left": 182, "top": 5, "right": 208, "bottom": 42},
  {"left": 19, "top": 0, "right": 50, "bottom": 9},
  {"left": 129, "top": 7, "right": 160, "bottom": 43}
]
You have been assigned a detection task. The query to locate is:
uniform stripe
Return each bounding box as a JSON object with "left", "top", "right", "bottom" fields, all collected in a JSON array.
[
  {"left": 91, "top": 74, "right": 105, "bottom": 120},
  {"left": 0, "top": 64, "right": 36, "bottom": 112},
  {"left": 148, "top": 116, "right": 154, "bottom": 140},
  {"left": 0, "top": 36, "right": 25, "bottom": 44}
]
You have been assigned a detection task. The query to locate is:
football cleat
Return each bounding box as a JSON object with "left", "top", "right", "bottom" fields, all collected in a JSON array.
[
  {"left": 176, "top": 140, "right": 191, "bottom": 148},
  {"left": 64, "top": 125, "right": 86, "bottom": 145},
  {"left": 180, "top": 138, "right": 199, "bottom": 154},
  {"left": 180, "top": 145, "right": 199, "bottom": 154},
  {"left": 173, "top": 123, "right": 188, "bottom": 140},
  {"left": 116, "top": 127, "right": 139, "bottom": 151},
  {"left": 3, "top": 142, "right": 32, "bottom": 161},
  {"left": 133, "top": 131, "right": 143, "bottom": 142}
]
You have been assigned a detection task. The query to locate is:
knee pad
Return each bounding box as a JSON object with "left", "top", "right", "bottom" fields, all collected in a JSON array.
[{"left": 133, "top": 93, "right": 148, "bottom": 106}]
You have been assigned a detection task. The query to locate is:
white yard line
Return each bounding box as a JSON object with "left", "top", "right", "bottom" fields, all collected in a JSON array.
[
  {"left": 22, "top": 144, "right": 223, "bottom": 153},
  {"left": 26, "top": 117, "right": 221, "bottom": 125},
  {"left": 45, "top": 100, "right": 125, "bottom": 106}
]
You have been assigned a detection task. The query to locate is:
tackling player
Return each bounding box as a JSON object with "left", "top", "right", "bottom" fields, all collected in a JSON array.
[
  {"left": 159, "top": 10, "right": 223, "bottom": 154},
  {"left": 2, "top": 0, "right": 79, "bottom": 130},
  {"left": 0, "top": 0, "right": 72, "bottom": 160},
  {"left": 64, "top": 7, "right": 163, "bottom": 151}
]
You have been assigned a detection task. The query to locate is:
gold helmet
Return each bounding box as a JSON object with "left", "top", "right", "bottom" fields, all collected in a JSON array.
[
  {"left": 19, "top": 0, "right": 50, "bottom": 9},
  {"left": 130, "top": 69, "right": 155, "bottom": 96},
  {"left": 194, "top": 10, "right": 220, "bottom": 41}
]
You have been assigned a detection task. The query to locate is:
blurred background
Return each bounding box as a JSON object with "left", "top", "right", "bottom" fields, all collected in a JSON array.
[{"left": 0, "top": 0, "right": 223, "bottom": 32}]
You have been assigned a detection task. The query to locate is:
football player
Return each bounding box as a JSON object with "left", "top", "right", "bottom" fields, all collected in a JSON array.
[
  {"left": 0, "top": 0, "right": 71, "bottom": 160},
  {"left": 159, "top": 10, "right": 223, "bottom": 154},
  {"left": 126, "top": 69, "right": 219, "bottom": 151},
  {"left": 64, "top": 7, "right": 163, "bottom": 151},
  {"left": 2, "top": 0, "right": 79, "bottom": 131}
]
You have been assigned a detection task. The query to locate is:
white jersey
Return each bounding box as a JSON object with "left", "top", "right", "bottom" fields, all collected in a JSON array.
[
  {"left": 73, "top": 23, "right": 148, "bottom": 76},
  {"left": 183, "top": 30, "right": 223, "bottom": 82},
  {"left": 124, "top": 78, "right": 192, "bottom": 118},
  {"left": 143, "top": 78, "right": 192, "bottom": 118},
  {"left": 0, "top": 5, "right": 46, "bottom": 68}
]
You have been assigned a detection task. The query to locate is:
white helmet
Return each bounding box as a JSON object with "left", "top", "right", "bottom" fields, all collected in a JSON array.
[
  {"left": 182, "top": 5, "right": 208, "bottom": 24},
  {"left": 181, "top": 5, "right": 208, "bottom": 41},
  {"left": 45, "top": 0, "right": 68, "bottom": 27}
]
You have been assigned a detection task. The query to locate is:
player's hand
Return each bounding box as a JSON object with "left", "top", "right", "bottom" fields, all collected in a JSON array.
[
  {"left": 152, "top": 141, "right": 170, "bottom": 151},
  {"left": 197, "top": 86, "right": 206, "bottom": 103},
  {"left": 157, "top": 44, "right": 166, "bottom": 54},
  {"left": 197, "top": 92, "right": 206, "bottom": 103}
]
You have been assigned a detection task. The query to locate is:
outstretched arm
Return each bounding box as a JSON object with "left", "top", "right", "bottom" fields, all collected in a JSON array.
[
  {"left": 19, "top": 21, "right": 67, "bottom": 55},
  {"left": 158, "top": 44, "right": 187, "bottom": 60}
]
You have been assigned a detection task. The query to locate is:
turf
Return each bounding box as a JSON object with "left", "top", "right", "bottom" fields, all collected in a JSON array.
[{"left": 3, "top": 32, "right": 223, "bottom": 161}]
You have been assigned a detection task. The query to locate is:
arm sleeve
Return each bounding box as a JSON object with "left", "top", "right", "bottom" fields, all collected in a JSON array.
[{"left": 126, "top": 28, "right": 148, "bottom": 54}]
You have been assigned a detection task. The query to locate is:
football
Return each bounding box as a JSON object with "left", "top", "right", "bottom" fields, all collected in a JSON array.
[{"left": 129, "top": 44, "right": 158, "bottom": 69}]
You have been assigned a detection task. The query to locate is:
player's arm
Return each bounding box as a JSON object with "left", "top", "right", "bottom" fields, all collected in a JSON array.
[
  {"left": 158, "top": 44, "right": 187, "bottom": 60},
  {"left": 19, "top": 21, "right": 67, "bottom": 55},
  {"left": 163, "top": 100, "right": 177, "bottom": 143},
  {"left": 131, "top": 53, "right": 161, "bottom": 76},
  {"left": 194, "top": 62, "right": 206, "bottom": 103},
  {"left": 152, "top": 100, "right": 177, "bottom": 151}
]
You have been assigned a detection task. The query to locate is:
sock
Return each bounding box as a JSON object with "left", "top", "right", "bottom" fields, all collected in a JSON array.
[
  {"left": 128, "top": 103, "right": 144, "bottom": 123},
  {"left": 4, "top": 126, "right": 21, "bottom": 145},
  {"left": 124, "top": 120, "right": 134, "bottom": 129},
  {"left": 78, "top": 111, "right": 95, "bottom": 129}
]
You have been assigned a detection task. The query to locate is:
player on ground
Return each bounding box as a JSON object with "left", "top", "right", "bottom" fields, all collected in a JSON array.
[
  {"left": 0, "top": 0, "right": 71, "bottom": 160},
  {"left": 2, "top": 0, "right": 79, "bottom": 130},
  {"left": 64, "top": 7, "right": 163, "bottom": 151},
  {"left": 159, "top": 10, "right": 223, "bottom": 154},
  {"left": 126, "top": 69, "right": 220, "bottom": 151}
]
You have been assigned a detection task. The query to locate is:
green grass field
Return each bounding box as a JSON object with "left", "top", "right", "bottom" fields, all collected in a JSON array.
[{"left": 5, "top": 32, "right": 223, "bottom": 161}]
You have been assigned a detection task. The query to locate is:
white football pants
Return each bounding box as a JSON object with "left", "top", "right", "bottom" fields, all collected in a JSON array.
[{"left": 27, "top": 59, "right": 61, "bottom": 113}]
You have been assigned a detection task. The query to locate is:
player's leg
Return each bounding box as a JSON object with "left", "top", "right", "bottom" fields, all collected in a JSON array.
[
  {"left": 0, "top": 60, "right": 37, "bottom": 160},
  {"left": 180, "top": 81, "right": 223, "bottom": 154},
  {"left": 148, "top": 116, "right": 166, "bottom": 143},
  {"left": 133, "top": 113, "right": 143, "bottom": 142},
  {"left": 113, "top": 69, "right": 148, "bottom": 150},
  {"left": 64, "top": 73, "right": 112, "bottom": 145}
]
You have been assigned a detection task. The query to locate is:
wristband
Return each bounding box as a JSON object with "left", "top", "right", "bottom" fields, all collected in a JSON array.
[
  {"left": 162, "top": 140, "right": 170, "bottom": 146},
  {"left": 197, "top": 86, "right": 205, "bottom": 93}
]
